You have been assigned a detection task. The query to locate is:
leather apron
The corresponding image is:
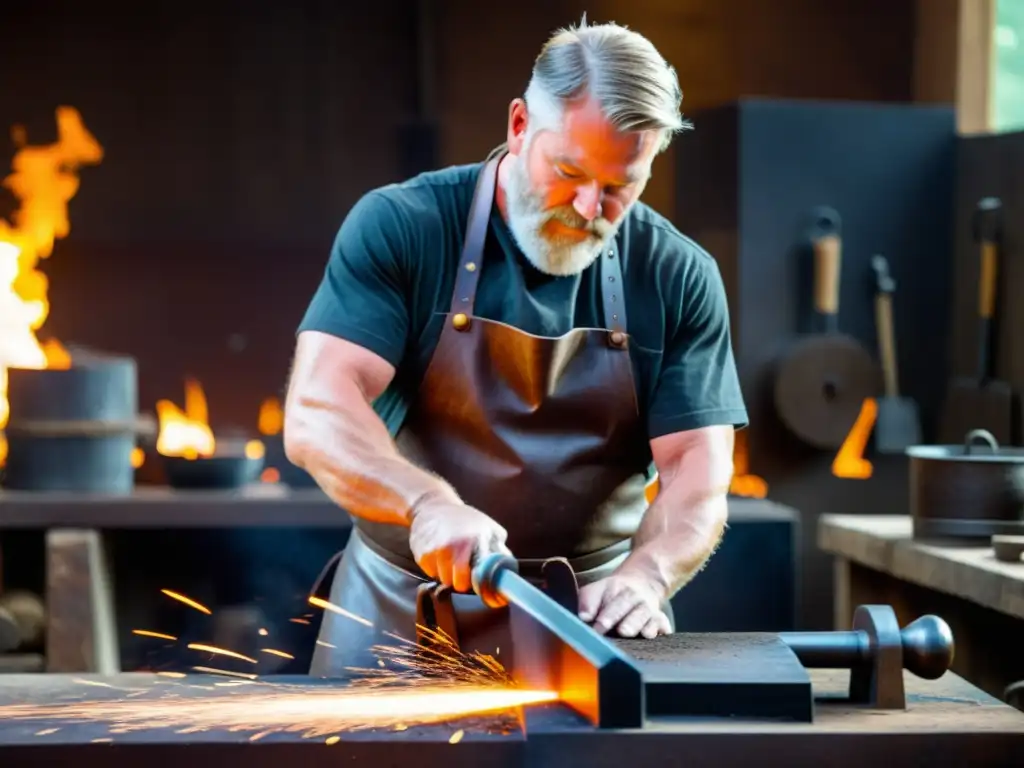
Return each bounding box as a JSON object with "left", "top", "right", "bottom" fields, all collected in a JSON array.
[{"left": 309, "top": 149, "right": 664, "bottom": 677}]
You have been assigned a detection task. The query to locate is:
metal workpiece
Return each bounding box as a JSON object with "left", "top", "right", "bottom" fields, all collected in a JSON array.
[
  {"left": 779, "top": 605, "right": 954, "bottom": 709},
  {"left": 471, "top": 552, "right": 645, "bottom": 730}
]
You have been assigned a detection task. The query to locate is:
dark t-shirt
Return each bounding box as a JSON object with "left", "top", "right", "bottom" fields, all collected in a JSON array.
[{"left": 298, "top": 160, "right": 748, "bottom": 445}]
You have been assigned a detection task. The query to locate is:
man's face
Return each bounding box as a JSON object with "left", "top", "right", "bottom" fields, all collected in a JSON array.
[{"left": 503, "top": 96, "right": 660, "bottom": 276}]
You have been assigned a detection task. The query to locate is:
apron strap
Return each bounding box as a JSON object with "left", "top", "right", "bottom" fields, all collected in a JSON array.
[
  {"left": 448, "top": 148, "right": 631, "bottom": 346},
  {"left": 448, "top": 155, "right": 500, "bottom": 317},
  {"left": 600, "top": 241, "right": 629, "bottom": 342}
]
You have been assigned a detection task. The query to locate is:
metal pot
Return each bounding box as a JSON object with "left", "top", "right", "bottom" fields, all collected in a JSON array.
[{"left": 906, "top": 429, "right": 1024, "bottom": 540}]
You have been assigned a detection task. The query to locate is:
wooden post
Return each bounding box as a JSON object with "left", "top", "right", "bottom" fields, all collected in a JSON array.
[
  {"left": 45, "top": 529, "right": 120, "bottom": 674},
  {"left": 913, "top": 0, "right": 997, "bottom": 134}
]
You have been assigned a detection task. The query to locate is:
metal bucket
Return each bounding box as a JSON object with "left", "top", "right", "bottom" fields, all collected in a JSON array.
[
  {"left": 906, "top": 429, "right": 1024, "bottom": 539},
  {"left": 3, "top": 354, "right": 139, "bottom": 493}
]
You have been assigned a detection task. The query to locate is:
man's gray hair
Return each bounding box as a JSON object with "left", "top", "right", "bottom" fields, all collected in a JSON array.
[{"left": 525, "top": 17, "right": 692, "bottom": 152}]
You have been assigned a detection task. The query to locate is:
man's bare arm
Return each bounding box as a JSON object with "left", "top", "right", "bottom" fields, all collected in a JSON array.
[
  {"left": 616, "top": 425, "right": 735, "bottom": 599},
  {"left": 284, "top": 330, "right": 460, "bottom": 526}
]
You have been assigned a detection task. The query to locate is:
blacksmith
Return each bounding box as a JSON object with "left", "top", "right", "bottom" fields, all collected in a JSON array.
[{"left": 285, "top": 18, "right": 748, "bottom": 675}]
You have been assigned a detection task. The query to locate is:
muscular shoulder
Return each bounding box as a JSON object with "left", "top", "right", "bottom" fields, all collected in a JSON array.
[
  {"left": 298, "top": 164, "right": 480, "bottom": 368},
  {"left": 351, "top": 163, "right": 479, "bottom": 257},
  {"left": 620, "top": 203, "right": 728, "bottom": 335}
]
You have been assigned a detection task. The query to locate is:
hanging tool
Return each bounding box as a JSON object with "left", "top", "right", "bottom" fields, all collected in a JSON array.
[
  {"left": 871, "top": 254, "right": 921, "bottom": 452},
  {"left": 774, "top": 207, "right": 881, "bottom": 450},
  {"left": 939, "top": 197, "right": 1013, "bottom": 445}
]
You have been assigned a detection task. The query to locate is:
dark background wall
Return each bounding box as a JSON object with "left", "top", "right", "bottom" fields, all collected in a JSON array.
[
  {"left": 1, "top": 0, "right": 916, "bottom": 434},
  {"left": 951, "top": 133, "right": 1024, "bottom": 414}
]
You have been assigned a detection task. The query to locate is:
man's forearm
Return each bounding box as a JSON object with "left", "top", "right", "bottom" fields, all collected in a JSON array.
[
  {"left": 285, "top": 381, "right": 459, "bottom": 527},
  {"left": 618, "top": 483, "right": 728, "bottom": 599}
]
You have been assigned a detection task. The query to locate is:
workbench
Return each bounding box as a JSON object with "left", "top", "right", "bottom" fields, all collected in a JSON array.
[
  {"left": 0, "top": 490, "right": 798, "bottom": 674},
  {"left": 0, "top": 669, "right": 1021, "bottom": 766},
  {"left": 819, "top": 514, "right": 1024, "bottom": 703}
]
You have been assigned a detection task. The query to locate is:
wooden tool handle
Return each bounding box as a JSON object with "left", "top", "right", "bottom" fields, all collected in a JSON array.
[
  {"left": 875, "top": 293, "right": 899, "bottom": 397},
  {"left": 978, "top": 241, "right": 998, "bottom": 319},
  {"left": 813, "top": 234, "right": 841, "bottom": 320}
]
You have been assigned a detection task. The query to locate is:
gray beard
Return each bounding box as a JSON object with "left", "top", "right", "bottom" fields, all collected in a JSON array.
[{"left": 503, "top": 155, "right": 625, "bottom": 277}]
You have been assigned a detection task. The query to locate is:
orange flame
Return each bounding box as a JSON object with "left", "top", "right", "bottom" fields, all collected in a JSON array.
[
  {"left": 832, "top": 398, "right": 876, "bottom": 479},
  {"left": 643, "top": 429, "right": 768, "bottom": 503},
  {"left": 0, "top": 107, "right": 102, "bottom": 465},
  {"left": 729, "top": 429, "right": 768, "bottom": 499},
  {"left": 258, "top": 397, "right": 283, "bottom": 436},
  {"left": 155, "top": 378, "right": 215, "bottom": 459}
]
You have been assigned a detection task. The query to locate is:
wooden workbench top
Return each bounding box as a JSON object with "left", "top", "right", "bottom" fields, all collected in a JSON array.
[{"left": 818, "top": 514, "right": 1024, "bottom": 621}]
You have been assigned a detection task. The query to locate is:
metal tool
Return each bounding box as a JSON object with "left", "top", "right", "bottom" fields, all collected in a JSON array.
[
  {"left": 774, "top": 207, "right": 881, "bottom": 450},
  {"left": 907, "top": 429, "right": 1024, "bottom": 540},
  {"left": 779, "top": 605, "right": 954, "bottom": 709},
  {"left": 470, "top": 553, "right": 644, "bottom": 729},
  {"left": 939, "top": 197, "right": 1014, "bottom": 445},
  {"left": 871, "top": 254, "right": 921, "bottom": 452}
]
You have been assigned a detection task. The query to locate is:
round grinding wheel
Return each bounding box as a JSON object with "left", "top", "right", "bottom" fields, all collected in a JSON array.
[{"left": 774, "top": 333, "right": 882, "bottom": 450}]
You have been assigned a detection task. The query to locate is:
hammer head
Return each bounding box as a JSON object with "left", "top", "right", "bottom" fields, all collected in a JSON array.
[{"left": 972, "top": 197, "right": 1002, "bottom": 244}]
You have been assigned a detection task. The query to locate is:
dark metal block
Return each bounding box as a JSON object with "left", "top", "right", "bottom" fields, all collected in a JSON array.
[{"left": 616, "top": 633, "right": 813, "bottom": 722}]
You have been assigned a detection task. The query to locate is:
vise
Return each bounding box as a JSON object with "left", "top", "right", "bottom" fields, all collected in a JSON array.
[{"left": 415, "top": 553, "right": 956, "bottom": 729}]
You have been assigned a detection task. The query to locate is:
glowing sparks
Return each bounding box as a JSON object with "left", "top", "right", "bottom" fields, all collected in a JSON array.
[
  {"left": 261, "top": 649, "right": 295, "bottom": 660},
  {"left": 192, "top": 667, "right": 258, "bottom": 680},
  {"left": 187, "top": 644, "right": 258, "bottom": 665},
  {"left": 5, "top": 678, "right": 557, "bottom": 738},
  {"left": 133, "top": 630, "right": 177, "bottom": 641},
  {"left": 11, "top": 588, "right": 559, "bottom": 741},
  {"left": 308, "top": 595, "right": 373, "bottom": 627},
  {"left": 344, "top": 626, "right": 514, "bottom": 689},
  {"left": 160, "top": 589, "right": 211, "bottom": 615}
]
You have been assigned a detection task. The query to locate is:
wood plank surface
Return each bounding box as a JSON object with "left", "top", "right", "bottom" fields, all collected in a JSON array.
[{"left": 818, "top": 514, "right": 1024, "bottom": 620}]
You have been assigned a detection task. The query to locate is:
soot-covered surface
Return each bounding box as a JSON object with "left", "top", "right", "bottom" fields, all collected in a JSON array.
[{"left": 615, "top": 633, "right": 813, "bottom": 720}]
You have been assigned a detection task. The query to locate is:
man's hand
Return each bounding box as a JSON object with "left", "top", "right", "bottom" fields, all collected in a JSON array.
[
  {"left": 410, "top": 501, "right": 511, "bottom": 593},
  {"left": 578, "top": 573, "right": 671, "bottom": 639}
]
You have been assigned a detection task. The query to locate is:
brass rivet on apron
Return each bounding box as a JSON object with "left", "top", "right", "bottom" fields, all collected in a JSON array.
[
  {"left": 610, "top": 331, "right": 626, "bottom": 347},
  {"left": 465, "top": 262, "right": 477, "bottom": 272},
  {"left": 452, "top": 313, "right": 470, "bottom": 331}
]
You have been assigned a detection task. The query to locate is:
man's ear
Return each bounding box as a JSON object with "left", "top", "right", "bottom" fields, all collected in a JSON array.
[{"left": 506, "top": 99, "right": 529, "bottom": 155}]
